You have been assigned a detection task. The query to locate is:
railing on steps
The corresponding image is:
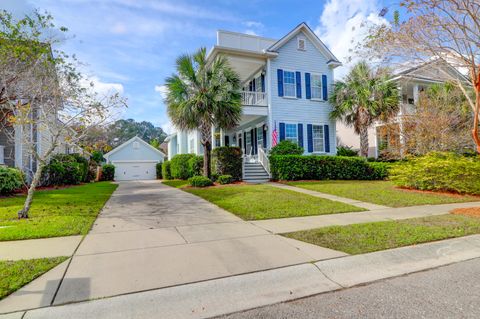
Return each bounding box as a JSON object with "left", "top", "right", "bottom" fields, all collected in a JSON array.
[{"left": 258, "top": 146, "right": 270, "bottom": 177}]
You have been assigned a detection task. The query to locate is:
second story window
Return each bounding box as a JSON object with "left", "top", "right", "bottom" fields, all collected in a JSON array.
[
  {"left": 283, "top": 71, "right": 296, "bottom": 98},
  {"left": 285, "top": 123, "right": 298, "bottom": 144},
  {"left": 311, "top": 74, "right": 322, "bottom": 99}
]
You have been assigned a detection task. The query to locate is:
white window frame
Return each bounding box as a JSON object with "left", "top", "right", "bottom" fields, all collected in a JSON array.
[
  {"left": 310, "top": 73, "right": 323, "bottom": 100},
  {"left": 297, "top": 36, "right": 306, "bottom": 51},
  {"left": 256, "top": 123, "right": 264, "bottom": 149},
  {"left": 285, "top": 123, "right": 298, "bottom": 145},
  {"left": 312, "top": 124, "right": 325, "bottom": 153},
  {"left": 283, "top": 70, "right": 297, "bottom": 98}
]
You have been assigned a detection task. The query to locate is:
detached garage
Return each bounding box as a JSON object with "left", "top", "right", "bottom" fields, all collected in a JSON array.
[{"left": 104, "top": 136, "right": 166, "bottom": 181}]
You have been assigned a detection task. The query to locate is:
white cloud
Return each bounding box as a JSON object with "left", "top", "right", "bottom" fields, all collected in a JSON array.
[
  {"left": 154, "top": 85, "right": 168, "bottom": 99},
  {"left": 315, "top": 0, "right": 388, "bottom": 78},
  {"left": 244, "top": 29, "right": 258, "bottom": 36},
  {"left": 83, "top": 76, "right": 125, "bottom": 96},
  {"left": 244, "top": 21, "right": 264, "bottom": 28}
]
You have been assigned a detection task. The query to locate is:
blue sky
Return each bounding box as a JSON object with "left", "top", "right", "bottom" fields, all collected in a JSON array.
[{"left": 2, "top": 0, "right": 394, "bottom": 133}]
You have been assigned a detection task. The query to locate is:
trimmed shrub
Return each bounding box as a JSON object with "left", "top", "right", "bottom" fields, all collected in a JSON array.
[
  {"left": 390, "top": 152, "right": 480, "bottom": 195},
  {"left": 70, "top": 153, "right": 89, "bottom": 182},
  {"left": 101, "top": 164, "right": 115, "bottom": 181},
  {"left": 212, "top": 147, "right": 242, "bottom": 181},
  {"left": 336, "top": 146, "right": 358, "bottom": 157},
  {"left": 188, "top": 156, "right": 203, "bottom": 177},
  {"left": 269, "top": 155, "right": 389, "bottom": 181},
  {"left": 171, "top": 154, "right": 195, "bottom": 180},
  {"left": 156, "top": 162, "right": 163, "bottom": 179},
  {"left": 217, "top": 174, "right": 233, "bottom": 185},
  {"left": 43, "top": 154, "right": 83, "bottom": 186},
  {"left": 0, "top": 166, "right": 24, "bottom": 195},
  {"left": 188, "top": 175, "right": 213, "bottom": 187},
  {"left": 269, "top": 141, "right": 304, "bottom": 156},
  {"left": 162, "top": 160, "right": 172, "bottom": 180}
]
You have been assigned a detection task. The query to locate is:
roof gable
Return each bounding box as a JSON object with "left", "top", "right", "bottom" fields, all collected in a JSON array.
[
  {"left": 267, "top": 22, "right": 341, "bottom": 67},
  {"left": 104, "top": 136, "right": 166, "bottom": 159}
]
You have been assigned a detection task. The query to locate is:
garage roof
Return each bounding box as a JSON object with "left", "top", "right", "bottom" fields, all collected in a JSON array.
[{"left": 104, "top": 136, "right": 166, "bottom": 160}]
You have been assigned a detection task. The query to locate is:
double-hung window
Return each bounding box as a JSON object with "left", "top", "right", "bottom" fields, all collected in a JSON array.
[
  {"left": 311, "top": 74, "right": 322, "bottom": 99},
  {"left": 312, "top": 125, "right": 325, "bottom": 152},
  {"left": 285, "top": 123, "right": 298, "bottom": 144},
  {"left": 283, "top": 71, "right": 296, "bottom": 97}
]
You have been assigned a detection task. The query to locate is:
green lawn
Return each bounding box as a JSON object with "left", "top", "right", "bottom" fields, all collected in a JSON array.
[
  {"left": 162, "top": 180, "right": 190, "bottom": 188},
  {"left": 284, "top": 214, "right": 480, "bottom": 254},
  {"left": 0, "top": 182, "right": 117, "bottom": 241},
  {"left": 0, "top": 257, "right": 68, "bottom": 300},
  {"left": 184, "top": 184, "right": 365, "bottom": 220},
  {"left": 286, "top": 180, "right": 479, "bottom": 207}
]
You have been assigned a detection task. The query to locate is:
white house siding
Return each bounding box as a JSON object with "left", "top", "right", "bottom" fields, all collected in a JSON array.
[{"left": 269, "top": 31, "right": 336, "bottom": 155}]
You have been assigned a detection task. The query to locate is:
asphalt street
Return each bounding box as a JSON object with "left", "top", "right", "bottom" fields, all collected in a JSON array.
[{"left": 219, "top": 257, "right": 480, "bottom": 319}]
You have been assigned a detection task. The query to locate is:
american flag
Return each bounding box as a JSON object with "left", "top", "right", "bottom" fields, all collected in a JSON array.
[{"left": 272, "top": 126, "right": 278, "bottom": 147}]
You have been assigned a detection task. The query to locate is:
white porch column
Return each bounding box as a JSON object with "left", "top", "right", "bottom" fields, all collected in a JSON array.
[
  {"left": 220, "top": 128, "right": 225, "bottom": 147},
  {"left": 413, "top": 84, "right": 419, "bottom": 106}
]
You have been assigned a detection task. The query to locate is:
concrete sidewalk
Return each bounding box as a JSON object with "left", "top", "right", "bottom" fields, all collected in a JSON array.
[
  {"left": 252, "top": 200, "right": 480, "bottom": 233},
  {"left": 7, "top": 234, "right": 480, "bottom": 319},
  {"left": 0, "top": 236, "right": 81, "bottom": 261}
]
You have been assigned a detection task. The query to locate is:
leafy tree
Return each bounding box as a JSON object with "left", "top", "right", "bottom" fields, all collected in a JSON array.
[
  {"left": 149, "top": 138, "right": 160, "bottom": 149},
  {"left": 329, "top": 61, "right": 399, "bottom": 157},
  {"left": 0, "top": 10, "right": 126, "bottom": 218},
  {"left": 165, "top": 47, "right": 242, "bottom": 177},
  {"left": 107, "top": 119, "right": 167, "bottom": 148},
  {"left": 364, "top": 0, "right": 480, "bottom": 153}
]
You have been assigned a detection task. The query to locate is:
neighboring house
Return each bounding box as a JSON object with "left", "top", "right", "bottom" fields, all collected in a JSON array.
[
  {"left": 166, "top": 22, "right": 341, "bottom": 181},
  {"left": 0, "top": 108, "right": 80, "bottom": 181},
  {"left": 104, "top": 136, "right": 166, "bottom": 181},
  {"left": 336, "top": 59, "right": 468, "bottom": 157}
]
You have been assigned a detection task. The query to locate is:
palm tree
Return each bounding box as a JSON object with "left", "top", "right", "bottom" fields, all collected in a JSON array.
[
  {"left": 165, "top": 47, "right": 242, "bottom": 177},
  {"left": 330, "top": 61, "right": 399, "bottom": 157}
]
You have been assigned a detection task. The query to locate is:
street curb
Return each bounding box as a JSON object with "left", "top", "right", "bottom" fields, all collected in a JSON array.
[{"left": 5, "top": 235, "right": 480, "bottom": 319}]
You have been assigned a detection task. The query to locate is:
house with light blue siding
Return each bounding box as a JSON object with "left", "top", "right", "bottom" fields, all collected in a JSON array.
[{"left": 166, "top": 23, "right": 341, "bottom": 182}]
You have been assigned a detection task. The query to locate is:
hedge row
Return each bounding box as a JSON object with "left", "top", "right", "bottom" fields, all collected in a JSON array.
[
  {"left": 269, "top": 155, "right": 389, "bottom": 181},
  {"left": 167, "top": 154, "right": 203, "bottom": 180},
  {"left": 42, "top": 154, "right": 90, "bottom": 186},
  {"left": 390, "top": 152, "right": 480, "bottom": 195}
]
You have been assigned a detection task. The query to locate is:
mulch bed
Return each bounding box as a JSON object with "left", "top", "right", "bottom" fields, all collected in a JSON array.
[{"left": 451, "top": 207, "right": 480, "bottom": 218}]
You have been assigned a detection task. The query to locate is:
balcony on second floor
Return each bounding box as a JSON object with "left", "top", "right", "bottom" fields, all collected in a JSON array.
[{"left": 241, "top": 91, "right": 267, "bottom": 107}]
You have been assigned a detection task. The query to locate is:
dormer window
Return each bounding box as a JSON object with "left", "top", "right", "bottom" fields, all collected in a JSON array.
[{"left": 297, "top": 37, "right": 306, "bottom": 51}]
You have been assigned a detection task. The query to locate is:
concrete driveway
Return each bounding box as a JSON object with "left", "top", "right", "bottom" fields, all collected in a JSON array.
[{"left": 52, "top": 181, "right": 344, "bottom": 305}]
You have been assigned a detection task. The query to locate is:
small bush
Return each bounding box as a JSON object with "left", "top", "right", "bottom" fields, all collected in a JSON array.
[
  {"left": 171, "top": 154, "right": 195, "bottom": 180},
  {"left": 212, "top": 147, "right": 242, "bottom": 181},
  {"left": 70, "top": 153, "right": 89, "bottom": 182},
  {"left": 269, "top": 155, "right": 389, "bottom": 181},
  {"left": 156, "top": 162, "right": 163, "bottom": 179},
  {"left": 43, "top": 154, "right": 83, "bottom": 186},
  {"left": 188, "top": 156, "right": 203, "bottom": 177},
  {"left": 269, "top": 141, "right": 304, "bottom": 156},
  {"left": 91, "top": 151, "right": 105, "bottom": 164},
  {"left": 188, "top": 175, "right": 213, "bottom": 187},
  {"left": 162, "top": 161, "right": 172, "bottom": 180},
  {"left": 0, "top": 166, "right": 23, "bottom": 195},
  {"left": 217, "top": 174, "right": 233, "bottom": 185},
  {"left": 336, "top": 146, "right": 358, "bottom": 157},
  {"left": 101, "top": 164, "right": 115, "bottom": 181},
  {"left": 390, "top": 152, "right": 480, "bottom": 195}
]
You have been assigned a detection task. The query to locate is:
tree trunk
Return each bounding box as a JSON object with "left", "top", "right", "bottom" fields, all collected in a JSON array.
[
  {"left": 359, "top": 125, "right": 369, "bottom": 157},
  {"left": 203, "top": 141, "right": 212, "bottom": 178},
  {"left": 17, "top": 162, "right": 44, "bottom": 219},
  {"left": 472, "top": 87, "right": 480, "bottom": 154}
]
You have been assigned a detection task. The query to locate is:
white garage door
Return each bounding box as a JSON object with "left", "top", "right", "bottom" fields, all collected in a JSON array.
[{"left": 113, "top": 161, "right": 157, "bottom": 181}]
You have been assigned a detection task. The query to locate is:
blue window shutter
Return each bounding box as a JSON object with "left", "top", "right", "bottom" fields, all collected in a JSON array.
[
  {"left": 324, "top": 125, "right": 330, "bottom": 152},
  {"left": 261, "top": 74, "right": 265, "bottom": 92},
  {"left": 307, "top": 124, "right": 313, "bottom": 153},
  {"left": 262, "top": 125, "right": 267, "bottom": 148},
  {"left": 252, "top": 79, "right": 256, "bottom": 91},
  {"left": 277, "top": 69, "right": 284, "bottom": 97},
  {"left": 297, "top": 123, "right": 303, "bottom": 148},
  {"left": 305, "top": 73, "right": 311, "bottom": 99},
  {"left": 279, "top": 122, "right": 285, "bottom": 141},
  {"left": 296, "top": 71, "right": 302, "bottom": 98},
  {"left": 322, "top": 74, "right": 328, "bottom": 101}
]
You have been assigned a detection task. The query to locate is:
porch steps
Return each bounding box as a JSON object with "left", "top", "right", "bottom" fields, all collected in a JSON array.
[{"left": 243, "top": 162, "right": 270, "bottom": 184}]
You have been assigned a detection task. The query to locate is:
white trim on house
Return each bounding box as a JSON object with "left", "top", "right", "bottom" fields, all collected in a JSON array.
[
  {"left": 104, "top": 136, "right": 166, "bottom": 160},
  {"left": 267, "top": 23, "right": 341, "bottom": 67}
]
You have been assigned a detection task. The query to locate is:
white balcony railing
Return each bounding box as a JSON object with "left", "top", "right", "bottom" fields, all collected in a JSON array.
[
  {"left": 0, "top": 145, "right": 5, "bottom": 165},
  {"left": 241, "top": 91, "right": 267, "bottom": 106}
]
